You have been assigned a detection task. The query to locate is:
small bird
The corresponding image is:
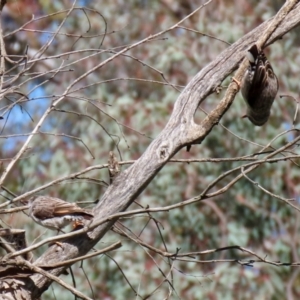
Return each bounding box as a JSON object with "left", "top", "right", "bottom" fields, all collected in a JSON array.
[
  {"left": 108, "top": 151, "right": 120, "bottom": 184},
  {"left": 241, "top": 44, "right": 278, "bottom": 126},
  {"left": 28, "top": 196, "right": 93, "bottom": 232}
]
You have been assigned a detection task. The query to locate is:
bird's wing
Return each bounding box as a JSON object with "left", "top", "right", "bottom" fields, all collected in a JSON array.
[
  {"left": 247, "top": 62, "right": 268, "bottom": 107},
  {"left": 53, "top": 202, "right": 93, "bottom": 218}
]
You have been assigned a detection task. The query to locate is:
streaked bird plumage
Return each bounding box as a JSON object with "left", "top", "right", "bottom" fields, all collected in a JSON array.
[
  {"left": 241, "top": 44, "right": 278, "bottom": 126},
  {"left": 28, "top": 196, "right": 93, "bottom": 231}
]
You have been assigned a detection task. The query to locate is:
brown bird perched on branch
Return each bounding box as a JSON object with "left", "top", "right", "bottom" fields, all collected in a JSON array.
[
  {"left": 240, "top": 44, "right": 278, "bottom": 126},
  {"left": 28, "top": 196, "right": 93, "bottom": 232}
]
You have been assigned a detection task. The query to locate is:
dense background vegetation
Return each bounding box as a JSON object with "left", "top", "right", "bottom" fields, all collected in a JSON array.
[{"left": 1, "top": 0, "right": 300, "bottom": 299}]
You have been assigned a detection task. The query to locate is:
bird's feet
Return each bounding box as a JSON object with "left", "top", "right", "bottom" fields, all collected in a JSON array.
[
  {"left": 72, "top": 220, "right": 85, "bottom": 231},
  {"left": 49, "top": 241, "right": 64, "bottom": 248},
  {"left": 215, "top": 86, "right": 223, "bottom": 94},
  {"left": 231, "top": 77, "right": 241, "bottom": 88}
]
